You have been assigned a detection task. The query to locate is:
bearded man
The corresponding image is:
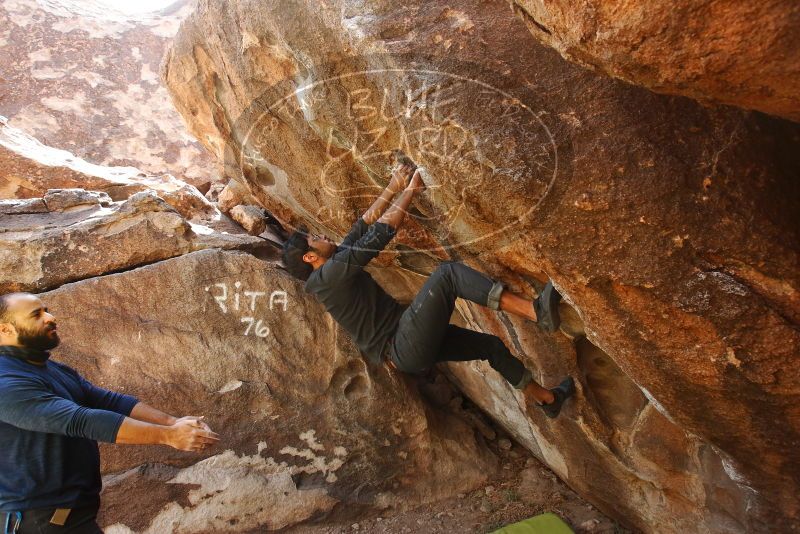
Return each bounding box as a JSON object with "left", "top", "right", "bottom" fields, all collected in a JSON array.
[{"left": 0, "top": 292, "right": 220, "bottom": 534}]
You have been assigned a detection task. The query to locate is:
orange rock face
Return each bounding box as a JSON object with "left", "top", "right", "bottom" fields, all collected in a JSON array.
[
  {"left": 511, "top": 0, "right": 800, "bottom": 122},
  {"left": 163, "top": 0, "right": 800, "bottom": 532}
]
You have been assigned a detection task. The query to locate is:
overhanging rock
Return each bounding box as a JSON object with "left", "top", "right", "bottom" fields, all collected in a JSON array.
[{"left": 163, "top": 0, "right": 800, "bottom": 531}]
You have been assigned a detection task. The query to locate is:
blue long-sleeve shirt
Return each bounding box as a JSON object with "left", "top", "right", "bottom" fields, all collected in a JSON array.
[{"left": 0, "top": 350, "right": 138, "bottom": 512}]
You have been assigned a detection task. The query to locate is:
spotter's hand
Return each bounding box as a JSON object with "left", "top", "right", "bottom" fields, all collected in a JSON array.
[{"left": 167, "top": 417, "right": 220, "bottom": 452}]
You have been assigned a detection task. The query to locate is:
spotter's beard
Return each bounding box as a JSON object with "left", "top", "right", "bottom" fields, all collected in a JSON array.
[{"left": 17, "top": 324, "right": 60, "bottom": 352}]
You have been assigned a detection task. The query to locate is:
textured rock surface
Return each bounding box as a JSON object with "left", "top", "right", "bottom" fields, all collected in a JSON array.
[
  {"left": 0, "top": 189, "right": 263, "bottom": 293},
  {"left": 39, "top": 249, "right": 497, "bottom": 532},
  {"left": 42, "top": 188, "right": 112, "bottom": 211},
  {"left": 230, "top": 204, "right": 268, "bottom": 235},
  {"left": 511, "top": 0, "right": 800, "bottom": 122},
  {"left": 0, "top": 0, "right": 212, "bottom": 183},
  {"left": 164, "top": 0, "right": 800, "bottom": 532},
  {"left": 0, "top": 118, "right": 216, "bottom": 220},
  {"left": 217, "top": 179, "right": 259, "bottom": 214}
]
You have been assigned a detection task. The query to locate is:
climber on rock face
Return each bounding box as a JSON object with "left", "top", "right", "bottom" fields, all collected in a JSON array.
[
  {"left": 282, "top": 157, "right": 576, "bottom": 420},
  {"left": 0, "top": 292, "right": 220, "bottom": 534}
]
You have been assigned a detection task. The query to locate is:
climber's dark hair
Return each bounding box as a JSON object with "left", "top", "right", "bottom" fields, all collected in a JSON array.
[{"left": 282, "top": 228, "right": 314, "bottom": 281}]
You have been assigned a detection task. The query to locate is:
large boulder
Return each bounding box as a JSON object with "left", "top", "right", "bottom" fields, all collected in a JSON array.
[
  {"left": 0, "top": 118, "right": 216, "bottom": 221},
  {"left": 217, "top": 179, "right": 260, "bottom": 214},
  {"left": 163, "top": 0, "right": 800, "bottom": 532},
  {"left": 0, "top": 189, "right": 264, "bottom": 293},
  {"left": 511, "top": 0, "right": 800, "bottom": 122},
  {"left": 0, "top": 0, "right": 212, "bottom": 183},
  {"left": 40, "top": 249, "right": 497, "bottom": 532}
]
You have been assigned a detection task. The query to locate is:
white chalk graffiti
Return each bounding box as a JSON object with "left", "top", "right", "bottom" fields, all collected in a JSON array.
[
  {"left": 240, "top": 316, "right": 269, "bottom": 337},
  {"left": 204, "top": 282, "right": 288, "bottom": 337}
]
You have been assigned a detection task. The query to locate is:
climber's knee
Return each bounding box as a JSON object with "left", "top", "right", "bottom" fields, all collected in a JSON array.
[
  {"left": 428, "top": 262, "right": 456, "bottom": 290},
  {"left": 432, "top": 262, "right": 456, "bottom": 280}
]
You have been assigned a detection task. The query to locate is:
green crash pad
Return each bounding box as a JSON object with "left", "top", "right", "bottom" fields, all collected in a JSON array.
[{"left": 490, "top": 512, "right": 574, "bottom": 534}]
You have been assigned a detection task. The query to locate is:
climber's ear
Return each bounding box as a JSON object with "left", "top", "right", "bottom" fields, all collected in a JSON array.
[{"left": 302, "top": 251, "right": 318, "bottom": 264}]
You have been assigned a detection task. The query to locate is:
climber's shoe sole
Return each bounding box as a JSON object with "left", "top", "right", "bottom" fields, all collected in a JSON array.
[
  {"left": 533, "top": 280, "right": 562, "bottom": 333},
  {"left": 541, "top": 377, "right": 576, "bottom": 419}
]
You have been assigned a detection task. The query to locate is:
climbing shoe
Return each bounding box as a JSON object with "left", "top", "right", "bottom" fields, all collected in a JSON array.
[
  {"left": 541, "top": 377, "right": 576, "bottom": 419},
  {"left": 533, "top": 280, "right": 562, "bottom": 332}
]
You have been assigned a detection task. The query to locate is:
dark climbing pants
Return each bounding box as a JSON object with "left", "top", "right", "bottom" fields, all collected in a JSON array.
[{"left": 390, "top": 262, "right": 532, "bottom": 389}]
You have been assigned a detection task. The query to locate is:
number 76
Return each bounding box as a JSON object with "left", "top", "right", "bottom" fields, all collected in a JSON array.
[{"left": 240, "top": 317, "right": 270, "bottom": 337}]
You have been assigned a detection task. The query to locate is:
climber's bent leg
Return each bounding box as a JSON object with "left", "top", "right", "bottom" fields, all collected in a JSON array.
[
  {"left": 435, "top": 325, "right": 530, "bottom": 386},
  {"left": 390, "top": 264, "right": 467, "bottom": 374},
  {"left": 393, "top": 318, "right": 558, "bottom": 405},
  {"left": 389, "top": 263, "right": 566, "bottom": 401},
  {"left": 418, "top": 261, "right": 506, "bottom": 310},
  {"left": 390, "top": 262, "right": 503, "bottom": 373},
  {"left": 398, "top": 261, "right": 562, "bottom": 331},
  {"left": 434, "top": 325, "right": 555, "bottom": 403}
]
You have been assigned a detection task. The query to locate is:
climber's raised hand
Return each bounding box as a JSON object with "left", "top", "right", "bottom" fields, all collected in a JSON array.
[
  {"left": 405, "top": 168, "right": 426, "bottom": 193},
  {"left": 388, "top": 162, "right": 416, "bottom": 193}
]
